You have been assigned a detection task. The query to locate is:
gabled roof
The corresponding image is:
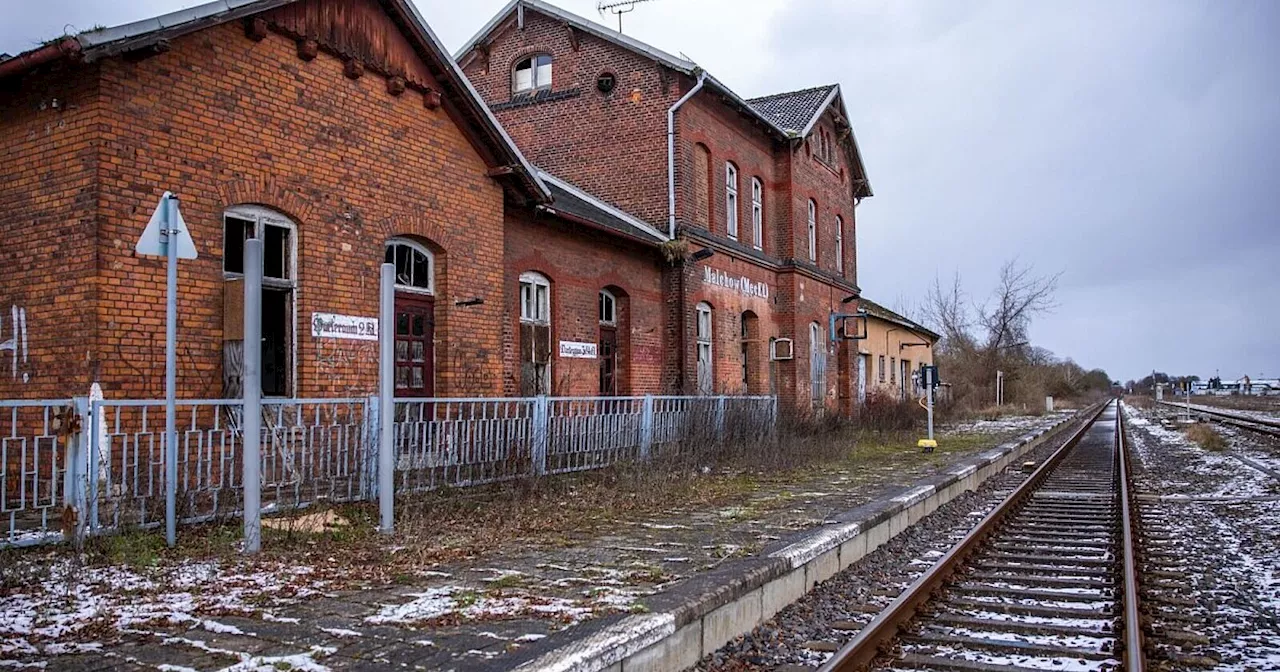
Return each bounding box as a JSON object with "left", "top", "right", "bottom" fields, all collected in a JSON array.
[
  {"left": 859, "top": 298, "right": 940, "bottom": 342},
  {"left": 0, "top": 0, "right": 550, "bottom": 203},
  {"left": 748, "top": 84, "right": 838, "bottom": 135},
  {"left": 537, "top": 170, "right": 668, "bottom": 246},
  {"left": 456, "top": 0, "right": 872, "bottom": 199}
]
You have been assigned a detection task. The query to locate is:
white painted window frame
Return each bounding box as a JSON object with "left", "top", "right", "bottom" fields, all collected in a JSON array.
[
  {"left": 514, "top": 54, "right": 553, "bottom": 94},
  {"left": 223, "top": 204, "right": 298, "bottom": 398},
  {"left": 834, "top": 215, "right": 844, "bottom": 273},
  {"left": 725, "top": 162, "right": 739, "bottom": 240},
  {"left": 599, "top": 289, "right": 617, "bottom": 326},
  {"left": 696, "top": 302, "right": 713, "bottom": 394},
  {"left": 519, "top": 271, "right": 551, "bottom": 325},
  {"left": 750, "top": 177, "right": 763, "bottom": 250},
  {"left": 807, "top": 199, "right": 817, "bottom": 262},
  {"left": 385, "top": 238, "right": 435, "bottom": 295}
]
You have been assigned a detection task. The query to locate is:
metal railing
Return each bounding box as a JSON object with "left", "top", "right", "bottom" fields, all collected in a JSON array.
[{"left": 2, "top": 394, "right": 776, "bottom": 547}]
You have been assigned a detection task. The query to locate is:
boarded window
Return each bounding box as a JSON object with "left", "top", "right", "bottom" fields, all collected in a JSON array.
[{"left": 693, "top": 144, "right": 711, "bottom": 229}]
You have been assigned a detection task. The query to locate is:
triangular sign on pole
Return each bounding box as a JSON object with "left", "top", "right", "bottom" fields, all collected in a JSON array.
[{"left": 136, "top": 191, "right": 198, "bottom": 259}]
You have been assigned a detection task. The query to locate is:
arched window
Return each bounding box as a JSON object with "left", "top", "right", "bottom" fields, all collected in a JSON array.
[
  {"left": 750, "top": 177, "right": 763, "bottom": 250},
  {"left": 599, "top": 289, "right": 617, "bottom": 326},
  {"left": 834, "top": 215, "right": 844, "bottom": 273},
  {"left": 695, "top": 302, "right": 713, "bottom": 395},
  {"left": 514, "top": 54, "right": 552, "bottom": 94},
  {"left": 519, "top": 271, "right": 552, "bottom": 395},
  {"left": 222, "top": 204, "right": 297, "bottom": 397},
  {"left": 725, "top": 162, "right": 739, "bottom": 240},
  {"left": 519, "top": 271, "right": 551, "bottom": 324},
  {"left": 807, "top": 199, "right": 817, "bottom": 262},
  {"left": 385, "top": 238, "right": 433, "bottom": 294}
]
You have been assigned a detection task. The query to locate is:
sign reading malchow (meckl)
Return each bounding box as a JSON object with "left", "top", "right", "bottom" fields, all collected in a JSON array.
[
  {"left": 559, "top": 340, "right": 598, "bottom": 359},
  {"left": 312, "top": 313, "right": 378, "bottom": 341},
  {"left": 704, "top": 266, "right": 770, "bottom": 299}
]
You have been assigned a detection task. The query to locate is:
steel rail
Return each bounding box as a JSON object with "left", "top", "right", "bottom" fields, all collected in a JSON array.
[
  {"left": 1157, "top": 400, "right": 1280, "bottom": 432},
  {"left": 1117, "top": 403, "right": 1146, "bottom": 671},
  {"left": 819, "top": 400, "right": 1111, "bottom": 672}
]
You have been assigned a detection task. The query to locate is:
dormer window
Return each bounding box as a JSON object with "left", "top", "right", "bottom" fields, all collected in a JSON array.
[{"left": 514, "top": 54, "right": 552, "bottom": 94}]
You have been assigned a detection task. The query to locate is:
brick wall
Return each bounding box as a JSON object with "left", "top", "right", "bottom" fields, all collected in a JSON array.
[
  {"left": 0, "top": 4, "right": 511, "bottom": 401},
  {"left": 503, "top": 210, "right": 666, "bottom": 395},
  {"left": 0, "top": 64, "right": 102, "bottom": 400},
  {"left": 461, "top": 9, "right": 679, "bottom": 226}
]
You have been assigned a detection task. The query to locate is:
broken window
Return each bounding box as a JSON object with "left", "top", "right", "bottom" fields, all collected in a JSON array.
[
  {"left": 385, "top": 239, "right": 434, "bottom": 293},
  {"left": 598, "top": 289, "right": 616, "bottom": 326},
  {"left": 222, "top": 205, "right": 297, "bottom": 397},
  {"left": 514, "top": 54, "right": 552, "bottom": 94},
  {"left": 520, "top": 272, "right": 551, "bottom": 395}
]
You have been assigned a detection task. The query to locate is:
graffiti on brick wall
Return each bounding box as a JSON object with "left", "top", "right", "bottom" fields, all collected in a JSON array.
[
  {"left": 0, "top": 305, "right": 29, "bottom": 383},
  {"left": 457, "top": 347, "right": 494, "bottom": 395},
  {"left": 315, "top": 339, "right": 377, "bottom": 394}
]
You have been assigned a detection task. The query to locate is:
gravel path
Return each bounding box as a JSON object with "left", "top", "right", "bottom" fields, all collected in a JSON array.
[
  {"left": 1126, "top": 402, "right": 1280, "bottom": 671},
  {"left": 695, "top": 420, "right": 1084, "bottom": 670}
]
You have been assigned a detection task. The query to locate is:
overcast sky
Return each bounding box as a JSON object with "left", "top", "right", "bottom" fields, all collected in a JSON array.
[{"left": 4, "top": 0, "right": 1277, "bottom": 382}]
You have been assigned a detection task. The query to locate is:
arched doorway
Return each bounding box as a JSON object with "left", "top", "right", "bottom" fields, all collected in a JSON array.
[
  {"left": 740, "top": 311, "right": 759, "bottom": 394},
  {"left": 386, "top": 238, "right": 435, "bottom": 397}
]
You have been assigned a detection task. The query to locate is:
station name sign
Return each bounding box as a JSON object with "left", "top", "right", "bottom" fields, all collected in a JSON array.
[
  {"left": 312, "top": 312, "right": 378, "bottom": 341},
  {"left": 704, "top": 267, "right": 770, "bottom": 299},
  {"left": 559, "top": 341, "right": 598, "bottom": 359}
]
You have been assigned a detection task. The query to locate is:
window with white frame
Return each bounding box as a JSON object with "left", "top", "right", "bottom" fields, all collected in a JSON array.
[
  {"left": 520, "top": 271, "right": 551, "bottom": 324},
  {"left": 751, "top": 177, "right": 763, "bottom": 249},
  {"left": 385, "top": 239, "right": 434, "bottom": 294},
  {"left": 599, "top": 289, "right": 616, "bottom": 326},
  {"left": 223, "top": 204, "right": 297, "bottom": 397},
  {"left": 835, "top": 215, "right": 844, "bottom": 273},
  {"left": 807, "top": 199, "right": 817, "bottom": 262},
  {"left": 696, "top": 302, "right": 713, "bottom": 395},
  {"left": 513, "top": 54, "right": 552, "bottom": 94},
  {"left": 809, "top": 321, "right": 825, "bottom": 405},
  {"left": 725, "top": 163, "right": 739, "bottom": 240}
]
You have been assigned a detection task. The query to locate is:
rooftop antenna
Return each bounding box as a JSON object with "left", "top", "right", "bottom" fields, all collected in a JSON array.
[{"left": 597, "top": 0, "right": 657, "bottom": 33}]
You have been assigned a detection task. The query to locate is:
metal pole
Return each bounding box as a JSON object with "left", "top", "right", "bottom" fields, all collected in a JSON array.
[
  {"left": 242, "top": 239, "right": 263, "bottom": 553},
  {"left": 926, "top": 369, "right": 935, "bottom": 442},
  {"left": 378, "top": 263, "right": 395, "bottom": 534},
  {"left": 164, "top": 193, "right": 179, "bottom": 547}
]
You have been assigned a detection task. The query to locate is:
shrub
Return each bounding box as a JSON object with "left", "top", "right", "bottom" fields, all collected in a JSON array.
[{"left": 1183, "top": 423, "right": 1227, "bottom": 452}]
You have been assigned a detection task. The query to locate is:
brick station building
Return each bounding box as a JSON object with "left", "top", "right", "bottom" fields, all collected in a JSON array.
[
  {"left": 0, "top": 0, "right": 885, "bottom": 418},
  {"left": 458, "top": 0, "right": 874, "bottom": 413}
]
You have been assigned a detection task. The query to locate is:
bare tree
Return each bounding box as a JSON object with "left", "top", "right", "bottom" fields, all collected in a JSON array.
[
  {"left": 978, "top": 260, "right": 1060, "bottom": 352},
  {"left": 924, "top": 271, "right": 972, "bottom": 351}
]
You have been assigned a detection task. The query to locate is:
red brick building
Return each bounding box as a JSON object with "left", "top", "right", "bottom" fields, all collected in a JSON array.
[
  {"left": 458, "top": 0, "right": 873, "bottom": 413},
  {"left": 0, "top": 0, "right": 675, "bottom": 404},
  {"left": 1, "top": 0, "right": 878, "bottom": 419}
]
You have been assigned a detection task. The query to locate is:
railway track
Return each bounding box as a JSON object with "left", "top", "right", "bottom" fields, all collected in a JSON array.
[
  {"left": 1156, "top": 400, "right": 1280, "bottom": 439},
  {"left": 819, "top": 400, "right": 1146, "bottom": 672}
]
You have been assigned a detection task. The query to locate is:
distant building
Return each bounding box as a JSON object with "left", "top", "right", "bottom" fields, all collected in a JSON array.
[
  {"left": 854, "top": 299, "right": 938, "bottom": 402},
  {"left": 1192, "top": 377, "right": 1278, "bottom": 396}
]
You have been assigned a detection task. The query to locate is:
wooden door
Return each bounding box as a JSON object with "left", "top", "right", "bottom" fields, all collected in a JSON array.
[
  {"left": 598, "top": 326, "right": 618, "bottom": 395},
  {"left": 394, "top": 294, "right": 434, "bottom": 397}
]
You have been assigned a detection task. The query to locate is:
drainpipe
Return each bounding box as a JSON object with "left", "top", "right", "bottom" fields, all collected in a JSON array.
[
  {"left": 667, "top": 71, "right": 707, "bottom": 239},
  {"left": 667, "top": 71, "right": 706, "bottom": 393}
]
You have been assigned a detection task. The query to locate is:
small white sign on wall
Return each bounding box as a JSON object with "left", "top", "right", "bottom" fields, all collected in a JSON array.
[
  {"left": 559, "top": 340, "right": 598, "bottom": 359},
  {"left": 312, "top": 312, "right": 378, "bottom": 341}
]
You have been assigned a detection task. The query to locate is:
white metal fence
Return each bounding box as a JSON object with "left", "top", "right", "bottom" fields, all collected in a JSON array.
[{"left": 2, "top": 394, "right": 775, "bottom": 547}]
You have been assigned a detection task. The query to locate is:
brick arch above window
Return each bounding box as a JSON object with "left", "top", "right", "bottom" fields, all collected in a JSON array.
[
  {"left": 375, "top": 214, "right": 463, "bottom": 257},
  {"left": 216, "top": 177, "right": 316, "bottom": 227}
]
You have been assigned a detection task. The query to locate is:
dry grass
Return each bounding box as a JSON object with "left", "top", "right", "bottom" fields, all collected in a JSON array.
[{"left": 1184, "top": 423, "right": 1227, "bottom": 452}]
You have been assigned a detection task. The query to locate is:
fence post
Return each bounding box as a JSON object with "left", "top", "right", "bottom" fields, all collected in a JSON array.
[
  {"left": 639, "top": 394, "right": 654, "bottom": 461},
  {"left": 87, "top": 396, "right": 101, "bottom": 532},
  {"left": 242, "top": 238, "right": 263, "bottom": 554},
  {"left": 363, "top": 394, "right": 379, "bottom": 501},
  {"left": 532, "top": 395, "right": 549, "bottom": 476},
  {"left": 378, "top": 263, "right": 395, "bottom": 534},
  {"left": 64, "top": 396, "right": 89, "bottom": 545},
  {"left": 715, "top": 396, "right": 726, "bottom": 441}
]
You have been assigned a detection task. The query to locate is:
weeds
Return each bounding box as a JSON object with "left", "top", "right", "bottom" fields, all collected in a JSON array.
[{"left": 1184, "top": 423, "right": 1227, "bottom": 452}]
